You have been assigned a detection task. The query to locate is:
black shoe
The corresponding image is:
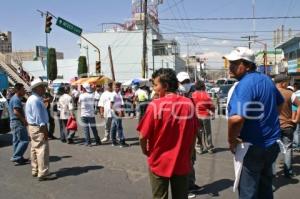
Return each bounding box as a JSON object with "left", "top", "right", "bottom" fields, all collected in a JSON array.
[
  {"left": 14, "top": 158, "right": 30, "bottom": 166},
  {"left": 67, "top": 139, "right": 74, "bottom": 144},
  {"left": 120, "top": 142, "right": 130, "bottom": 148},
  {"left": 48, "top": 135, "right": 58, "bottom": 140},
  {"left": 85, "top": 143, "right": 92, "bottom": 147},
  {"left": 95, "top": 141, "right": 102, "bottom": 146},
  {"left": 38, "top": 173, "right": 57, "bottom": 181},
  {"left": 32, "top": 173, "right": 38, "bottom": 177},
  {"left": 189, "top": 184, "right": 202, "bottom": 191},
  {"left": 112, "top": 141, "right": 118, "bottom": 146},
  {"left": 284, "top": 172, "right": 296, "bottom": 179},
  {"left": 61, "top": 139, "right": 67, "bottom": 143}
]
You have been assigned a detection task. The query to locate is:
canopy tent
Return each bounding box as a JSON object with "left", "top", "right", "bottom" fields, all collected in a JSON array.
[{"left": 71, "top": 76, "right": 113, "bottom": 86}]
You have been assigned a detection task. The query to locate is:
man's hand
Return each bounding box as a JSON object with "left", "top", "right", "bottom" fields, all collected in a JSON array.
[
  {"left": 40, "top": 126, "right": 48, "bottom": 141},
  {"left": 228, "top": 138, "right": 243, "bottom": 154}
]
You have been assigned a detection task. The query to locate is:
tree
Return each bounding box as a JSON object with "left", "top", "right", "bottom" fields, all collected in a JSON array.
[
  {"left": 47, "top": 48, "right": 57, "bottom": 81},
  {"left": 78, "top": 56, "right": 88, "bottom": 77}
]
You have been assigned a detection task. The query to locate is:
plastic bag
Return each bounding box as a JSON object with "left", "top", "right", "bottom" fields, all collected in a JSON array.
[{"left": 66, "top": 116, "right": 77, "bottom": 131}]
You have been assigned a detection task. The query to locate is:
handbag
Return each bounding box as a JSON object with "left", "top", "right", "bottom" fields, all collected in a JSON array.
[{"left": 66, "top": 116, "right": 78, "bottom": 131}]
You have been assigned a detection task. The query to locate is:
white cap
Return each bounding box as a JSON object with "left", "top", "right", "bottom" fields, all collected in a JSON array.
[
  {"left": 82, "top": 82, "right": 92, "bottom": 93},
  {"left": 177, "top": 72, "right": 190, "bottom": 83},
  {"left": 30, "top": 78, "right": 48, "bottom": 89},
  {"left": 287, "top": 86, "right": 294, "bottom": 91},
  {"left": 223, "top": 47, "right": 255, "bottom": 63}
]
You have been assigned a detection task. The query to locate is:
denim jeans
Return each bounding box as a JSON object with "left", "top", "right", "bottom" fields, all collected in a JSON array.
[
  {"left": 111, "top": 116, "right": 125, "bottom": 143},
  {"left": 10, "top": 120, "right": 29, "bottom": 161},
  {"left": 197, "top": 119, "right": 214, "bottom": 150},
  {"left": 81, "top": 117, "right": 100, "bottom": 144},
  {"left": 281, "top": 128, "right": 294, "bottom": 176},
  {"left": 293, "top": 124, "right": 300, "bottom": 149},
  {"left": 239, "top": 143, "right": 279, "bottom": 199}
]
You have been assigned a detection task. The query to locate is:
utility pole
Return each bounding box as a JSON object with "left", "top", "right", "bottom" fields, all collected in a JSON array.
[
  {"left": 142, "top": 0, "right": 148, "bottom": 78},
  {"left": 241, "top": 35, "right": 258, "bottom": 49},
  {"left": 108, "top": 46, "right": 116, "bottom": 81}
]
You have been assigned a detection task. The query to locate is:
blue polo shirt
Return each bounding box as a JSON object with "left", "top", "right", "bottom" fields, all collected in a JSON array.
[
  {"left": 228, "top": 72, "right": 284, "bottom": 148},
  {"left": 8, "top": 94, "right": 24, "bottom": 121}
]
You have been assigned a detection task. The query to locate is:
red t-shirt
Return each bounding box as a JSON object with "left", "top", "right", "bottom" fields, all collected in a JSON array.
[
  {"left": 192, "top": 91, "right": 215, "bottom": 118},
  {"left": 137, "top": 94, "right": 198, "bottom": 177}
]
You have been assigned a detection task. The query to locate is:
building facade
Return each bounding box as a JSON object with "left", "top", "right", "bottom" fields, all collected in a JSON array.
[{"left": 0, "top": 31, "right": 12, "bottom": 53}]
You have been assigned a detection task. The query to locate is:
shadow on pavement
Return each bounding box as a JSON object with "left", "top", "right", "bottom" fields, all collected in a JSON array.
[
  {"left": 126, "top": 137, "right": 140, "bottom": 146},
  {"left": 0, "top": 133, "right": 12, "bottom": 148},
  {"left": 213, "top": 147, "right": 229, "bottom": 154},
  {"left": 194, "top": 178, "right": 233, "bottom": 197},
  {"left": 49, "top": 155, "right": 72, "bottom": 162},
  {"left": 54, "top": 165, "right": 104, "bottom": 178},
  {"left": 273, "top": 164, "right": 300, "bottom": 192}
]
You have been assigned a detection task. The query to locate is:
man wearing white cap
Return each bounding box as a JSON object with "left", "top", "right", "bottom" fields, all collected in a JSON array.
[
  {"left": 25, "top": 78, "right": 56, "bottom": 181},
  {"left": 79, "top": 83, "right": 101, "bottom": 146},
  {"left": 225, "top": 47, "right": 283, "bottom": 198}
]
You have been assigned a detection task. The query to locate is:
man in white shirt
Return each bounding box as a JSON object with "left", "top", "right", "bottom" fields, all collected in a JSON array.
[
  {"left": 98, "top": 83, "right": 114, "bottom": 142},
  {"left": 111, "top": 82, "right": 129, "bottom": 147},
  {"left": 58, "top": 86, "right": 74, "bottom": 144},
  {"left": 79, "top": 83, "right": 101, "bottom": 146}
]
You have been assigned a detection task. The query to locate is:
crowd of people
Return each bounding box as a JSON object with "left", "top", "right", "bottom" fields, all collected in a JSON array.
[{"left": 6, "top": 47, "right": 300, "bottom": 198}]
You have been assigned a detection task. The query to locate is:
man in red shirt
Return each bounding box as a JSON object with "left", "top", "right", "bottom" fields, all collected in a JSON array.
[
  {"left": 137, "top": 68, "right": 198, "bottom": 199},
  {"left": 192, "top": 80, "right": 215, "bottom": 154}
]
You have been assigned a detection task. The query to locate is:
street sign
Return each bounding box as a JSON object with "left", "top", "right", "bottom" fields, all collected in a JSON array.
[{"left": 56, "top": 17, "right": 82, "bottom": 36}]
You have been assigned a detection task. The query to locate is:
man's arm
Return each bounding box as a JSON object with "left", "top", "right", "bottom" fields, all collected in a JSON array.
[
  {"left": 13, "top": 108, "right": 27, "bottom": 126},
  {"left": 228, "top": 115, "right": 244, "bottom": 153},
  {"left": 292, "top": 97, "right": 300, "bottom": 123}
]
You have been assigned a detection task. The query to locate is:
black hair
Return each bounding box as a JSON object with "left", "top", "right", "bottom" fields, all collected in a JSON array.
[
  {"left": 195, "top": 80, "right": 205, "bottom": 91},
  {"left": 14, "top": 83, "right": 24, "bottom": 91},
  {"left": 241, "top": 60, "right": 257, "bottom": 71},
  {"left": 115, "top": 82, "right": 122, "bottom": 87},
  {"left": 152, "top": 68, "right": 178, "bottom": 92}
]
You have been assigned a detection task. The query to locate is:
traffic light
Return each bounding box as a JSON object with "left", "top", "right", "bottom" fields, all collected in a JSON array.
[
  {"left": 45, "top": 14, "right": 53, "bottom": 33},
  {"left": 96, "top": 61, "right": 101, "bottom": 74}
]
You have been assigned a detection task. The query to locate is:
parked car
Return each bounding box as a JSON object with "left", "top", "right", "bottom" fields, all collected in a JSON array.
[
  {"left": 0, "top": 91, "right": 10, "bottom": 134},
  {"left": 216, "top": 84, "right": 233, "bottom": 115}
]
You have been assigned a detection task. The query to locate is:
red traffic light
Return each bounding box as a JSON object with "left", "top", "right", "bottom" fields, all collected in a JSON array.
[{"left": 45, "top": 14, "right": 53, "bottom": 33}]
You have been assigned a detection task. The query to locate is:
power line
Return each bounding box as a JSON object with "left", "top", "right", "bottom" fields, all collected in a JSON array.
[
  {"left": 160, "top": 30, "right": 300, "bottom": 34},
  {"left": 159, "top": 16, "right": 300, "bottom": 21}
]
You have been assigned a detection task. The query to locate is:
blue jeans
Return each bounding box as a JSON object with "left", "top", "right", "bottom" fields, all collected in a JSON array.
[
  {"left": 10, "top": 120, "right": 29, "bottom": 161},
  {"left": 293, "top": 124, "right": 300, "bottom": 149},
  {"left": 81, "top": 117, "right": 100, "bottom": 144},
  {"left": 239, "top": 143, "right": 279, "bottom": 199},
  {"left": 111, "top": 116, "right": 125, "bottom": 143},
  {"left": 281, "top": 128, "right": 294, "bottom": 176}
]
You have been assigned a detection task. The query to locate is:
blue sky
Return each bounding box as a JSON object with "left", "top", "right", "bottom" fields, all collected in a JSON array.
[{"left": 1, "top": 0, "right": 300, "bottom": 67}]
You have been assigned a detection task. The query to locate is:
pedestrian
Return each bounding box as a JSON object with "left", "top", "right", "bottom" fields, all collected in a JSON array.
[
  {"left": 192, "top": 80, "right": 215, "bottom": 154},
  {"left": 177, "top": 71, "right": 199, "bottom": 196},
  {"left": 79, "top": 83, "right": 101, "bottom": 146},
  {"left": 8, "top": 83, "right": 29, "bottom": 165},
  {"left": 137, "top": 68, "right": 198, "bottom": 199},
  {"left": 94, "top": 86, "right": 103, "bottom": 115},
  {"left": 98, "top": 82, "right": 114, "bottom": 142},
  {"left": 134, "top": 83, "right": 149, "bottom": 120},
  {"left": 71, "top": 86, "right": 80, "bottom": 110},
  {"left": 225, "top": 47, "right": 283, "bottom": 198},
  {"left": 25, "top": 78, "right": 56, "bottom": 181},
  {"left": 124, "top": 87, "right": 136, "bottom": 118},
  {"left": 292, "top": 82, "right": 300, "bottom": 152},
  {"left": 274, "top": 74, "right": 300, "bottom": 178},
  {"left": 58, "top": 86, "right": 75, "bottom": 144},
  {"left": 110, "top": 82, "right": 129, "bottom": 147},
  {"left": 44, "top": 88, "right": 57, "bottom": 139}
]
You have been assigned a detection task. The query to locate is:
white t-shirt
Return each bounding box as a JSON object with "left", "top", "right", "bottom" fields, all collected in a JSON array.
[
  {"left": 72, "top": 89, "right": 80, "bottom": 98},
  {"left": 78, "top": 92, "right": 95, "bottom": 117},
  {"left": 94, "top": 91, "right": 102, "bottom": 101},
  {"left": 112, "top": 92, "right": 124, "bottom": 112},
  {"left": 58, "top": 94, "right": 73, "bottom": 120},
  {"left": 98, "top": 91, "right": 114, "bottom": 118}
]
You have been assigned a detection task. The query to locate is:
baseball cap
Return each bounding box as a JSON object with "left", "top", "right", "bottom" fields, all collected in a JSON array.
[
  {"left": 223, "top": 47, "right": 255, "bottom": 63},
  {"left": 177, "top": 72, "right": 190, "bottom": 83},
  {"left": 82, "top": 82, "right": 92, "bottom": 93}
]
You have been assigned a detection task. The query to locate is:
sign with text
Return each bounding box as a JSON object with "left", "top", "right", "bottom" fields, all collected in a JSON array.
[{"left": 56, "top": 17, "right": 82, "bottom": 36}]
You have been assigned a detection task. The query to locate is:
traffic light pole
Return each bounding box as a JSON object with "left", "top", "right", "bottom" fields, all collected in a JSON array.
[{"left": 46, "top": 32, "right": 49, "bottom": 81}]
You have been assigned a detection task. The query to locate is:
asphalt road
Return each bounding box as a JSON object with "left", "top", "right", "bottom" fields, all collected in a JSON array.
[{"left": 1, "top": 116, "right": 300, "bottom": 199}]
